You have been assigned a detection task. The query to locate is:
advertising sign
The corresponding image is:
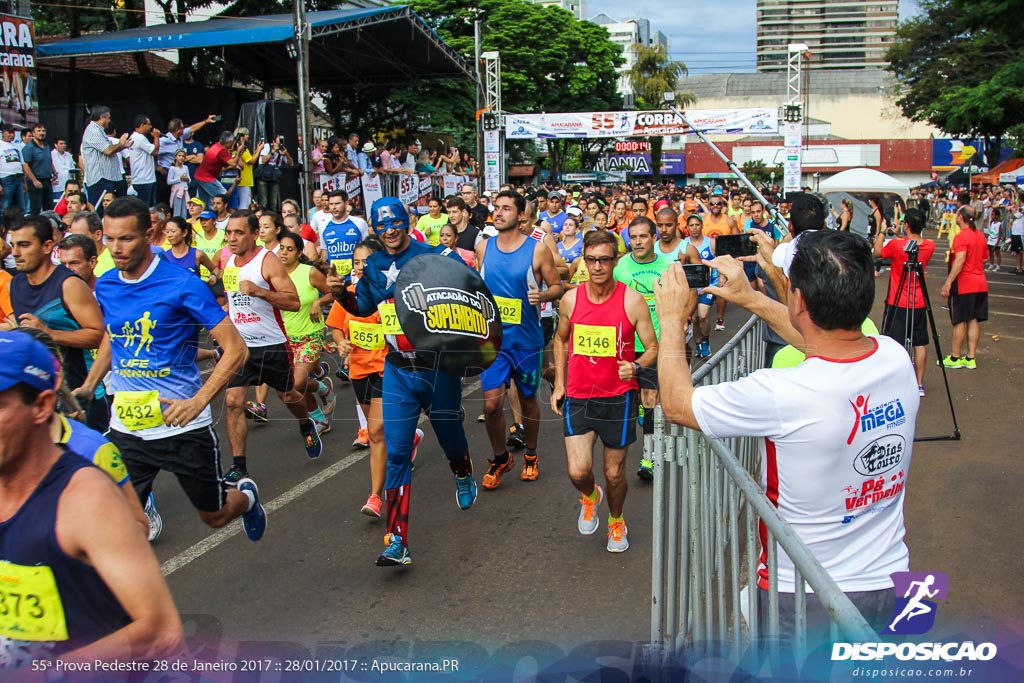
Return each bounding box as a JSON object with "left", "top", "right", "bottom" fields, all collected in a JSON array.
[
  {"left": 594, "top": 153, "right": 685, "bottom": 176},
  {"left": 0, "top": 13, "right": 38, "bottom": 129},
  {"left": 505, "top": 109, "right": 778, "bottom": 139}
]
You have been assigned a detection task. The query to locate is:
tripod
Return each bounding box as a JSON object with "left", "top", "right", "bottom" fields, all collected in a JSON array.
[{"left": 880, "top": 245, "right": 961, "bottom": 441}]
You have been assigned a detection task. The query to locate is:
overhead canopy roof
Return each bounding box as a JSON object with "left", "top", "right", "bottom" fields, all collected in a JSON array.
[
  {"left": 819, "top": 167, "right": 910, "bottom": 198},
  {"left": 36, "top": 6, "right": 473, "bottom": 87}
]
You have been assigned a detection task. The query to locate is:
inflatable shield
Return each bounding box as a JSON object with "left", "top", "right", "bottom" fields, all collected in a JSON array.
[{"left": 394, "top": 254, "right": 502, "bottom": 376}]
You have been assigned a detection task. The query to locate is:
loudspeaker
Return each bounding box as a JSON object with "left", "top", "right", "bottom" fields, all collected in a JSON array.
[{"left": 237, "top": 100, "right": 300, "bottom": 205}]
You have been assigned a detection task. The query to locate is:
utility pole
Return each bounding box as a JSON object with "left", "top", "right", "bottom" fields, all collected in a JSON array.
[
  {"left": 294, "top": 0, "right": 312, "bottom": 213},
  {"left": 782, "top": 43, "right": 808, "bottom": 196},
  {"left": 474, "top": 14, "right": 483, "bottom": 187}
]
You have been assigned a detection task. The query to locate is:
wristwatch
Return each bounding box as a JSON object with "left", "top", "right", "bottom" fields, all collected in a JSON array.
[{"left": 634, "top": 362, "right": 642, "bottom": 377}]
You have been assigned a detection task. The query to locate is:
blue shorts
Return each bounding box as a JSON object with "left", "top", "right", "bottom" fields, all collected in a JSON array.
[
  {"left": 480, "top": 347, "right": 543, "bottom": 398},
  {"left": 698, "top": 292, "right": 714, "bottom": 307}
]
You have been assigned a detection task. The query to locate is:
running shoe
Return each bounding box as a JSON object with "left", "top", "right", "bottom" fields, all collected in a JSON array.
[
  {"left": 482, "top": 454, "right": 514, "bottom": 490},
  {"left": 941, "top": 355, "right": 964, "bottom": 369},
  {"left": 314, "top": 418, "right": 331, "bottom": 436},
  {"left": 607, "top": 519, "right": 629, "bottom": 553},
  {"left": 506, "top": 422, "right": 526, "bottom": 449},
  {"left": 361, "top": 493, "right": 382, "bottom": 518},
  {"left": 335, "top": 366, "right": 350, "bottom": 383},
  {"left": 301, "top": 418, "right": 323, "bottom": 459},
  {"left": 376, "top": 533, "right": 411, "bottom": 566},
  {"left": 455, "top": 473, "right": 478, "bottom": 510},
  {"left": 222, "top": 464, "right": 248, "bottom": 487},
  {"left": 476, "top": 413, "right": 485, "bottom": 423},
  {"left": 317, "top": 377, "right": 337, "bottom": 415},
  {"left": 696, "top": 340, "right": 711, "bottom": 358},
  {"left": 245, "top": 401, "right": 269, "bottom": 424},
  {"left": 312, "top": 361, "right": 329, "bottom": 381},
  {"left": 918, "top": 385, "right": 926, "bottom": 397},
  {"left": 521, "top": 454, "right": 539, "bottom": 481},
  {"left": 353, "top": 428, "right": 370, "bottom": 449},
  {"left": 715, "top": 318, "right": 726, "bottom": 331},
  {"left": 578, "top": 485, "right": 604, "bottom": 535},
  {"left": 144, "top": 492, "right": 163, "bottom": 542},
  {"left": 961, "top": 357, "right": 977, "bottom": 369},
  {"left": 237, "top": 478, "right": 267, "bottom": 542},
  {"left": 637, "top": 458, "right": 654, "bottom": 481}
]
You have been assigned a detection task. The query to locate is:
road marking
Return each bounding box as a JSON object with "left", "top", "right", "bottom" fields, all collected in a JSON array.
[{"left": 161, "top": 379, "right": 481, "bottom": 577}]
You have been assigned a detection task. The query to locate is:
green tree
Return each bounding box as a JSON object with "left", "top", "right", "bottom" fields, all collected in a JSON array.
[
  {"left": 887, "top": 0, "right": 1024, "bottom": 167},
  {"left": 740, "top": 160, "right": 783, "bottom": 188},
  {"left": 628, "top": 44, "right": 694, "bottom": 182}
]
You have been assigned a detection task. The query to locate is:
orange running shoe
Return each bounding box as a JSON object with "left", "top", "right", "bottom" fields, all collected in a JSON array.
[
  {"left": 353, "top": 428, "right": 369, "bottom": 449},
  {"left": 607, "top": 519, "right": 629, "bottom": 552},
  {"left": 481, "top": 454, "right": 514, "bottom": 490},
  {"left": 578, "top": 485, "right": 603, "bottom": 535},
  {"left": 521, "top": 454, "right": 539, "bottom": 481}
]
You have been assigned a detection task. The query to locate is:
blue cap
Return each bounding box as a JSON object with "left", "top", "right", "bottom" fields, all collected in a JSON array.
[
  {"left": 199, "top": 209, "right": 216, "bottom": 219},
  {"left": 0, "top": 332, "right": 57, "bottom": 393},
  {"left": 712, "top": 186, "right": 724, "bottom": 195}
]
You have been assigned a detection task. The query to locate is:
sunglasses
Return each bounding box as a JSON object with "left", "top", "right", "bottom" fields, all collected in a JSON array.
[
  {"left": 583, "top": 255, "right": 615, "bottom": 265},
  {"left": 709, "top": 202, "right": 724, "bottom": 206}
]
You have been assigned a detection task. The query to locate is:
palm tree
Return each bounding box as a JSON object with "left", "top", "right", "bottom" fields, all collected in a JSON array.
[{"left": 628, "top": 44, "right": 695, "bottom": 182}]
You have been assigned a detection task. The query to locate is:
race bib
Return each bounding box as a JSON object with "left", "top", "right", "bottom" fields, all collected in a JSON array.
[
  {"left": 222, "top": 266, "right": 240, "bottom": 292},
  {"left": 0, "top": 562, "right": 69, "bottom": 642},
  {"left": 330, "top": 259, "right": 353, "bottom": 277},
  {"left": 574, "top": 324, "right": 616, "bottom": 358},
  {"left": 112, "top": 390, "right": 164, "bottom": 430},
  {"left": 494, "top": 296, "right": 522, "bottom": 325},
  {"left": 349, "top": 320, "right": 384, "bottom": 350},
  {"left": 378, "top": 303, "right": 403, "bottom": 335}
]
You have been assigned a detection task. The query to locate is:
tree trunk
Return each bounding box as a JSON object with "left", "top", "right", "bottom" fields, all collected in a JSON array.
[{"left": 650, "top": 135, "right": 663, "bottom": 183}]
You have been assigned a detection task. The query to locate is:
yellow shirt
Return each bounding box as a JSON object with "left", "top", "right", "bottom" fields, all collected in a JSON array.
[
  {"left": 239, "top": 149, "right": 254, "bottom": 187},
  {"left": 94, "top": 248, "right": 115, "bottom": 277}
]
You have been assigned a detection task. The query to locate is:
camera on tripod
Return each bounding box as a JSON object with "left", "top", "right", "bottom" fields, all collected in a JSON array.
[{"left": 903, "top": 238, "right": 919, "bottom": 260}]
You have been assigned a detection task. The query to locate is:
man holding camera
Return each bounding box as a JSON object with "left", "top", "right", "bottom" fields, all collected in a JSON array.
[
  {"left": 655, "top": 229, "right": 920, "bottom": 638},
  {"left": 874, "top": 208, "right": 935, "bottom": 394},
  {"left": 256, "top": 136, "right": 293, "bottom": 212}
]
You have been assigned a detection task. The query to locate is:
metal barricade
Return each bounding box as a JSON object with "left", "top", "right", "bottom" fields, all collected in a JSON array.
[{"left": 646, "top": 315, "right": 877, "bottom": 669}]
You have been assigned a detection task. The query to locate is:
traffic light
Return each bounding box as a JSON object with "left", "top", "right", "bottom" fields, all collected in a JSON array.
[
  {"left": 782, "top": 104, "right": 802, "bottom": 123},
  {"left": 482, "top": 112, "right": 499, "bottom": 131}
]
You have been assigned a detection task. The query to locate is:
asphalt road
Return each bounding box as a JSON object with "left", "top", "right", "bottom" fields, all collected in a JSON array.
[{"left": 142, "top": 242, "right": 1023, "bottom": 677}]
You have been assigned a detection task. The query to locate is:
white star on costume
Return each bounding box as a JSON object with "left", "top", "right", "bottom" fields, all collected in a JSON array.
[{"left": 383, "top": 262, "right": 401, "bottom": 287}]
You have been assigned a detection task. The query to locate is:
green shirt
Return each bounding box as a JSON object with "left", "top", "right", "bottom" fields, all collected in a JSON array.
[
  {"left": 282, "top": 263, "right": 325, "bottom": 339},
  {"left": 613, "top": 252, "right": 672, "bottom": 351},
  {"left": 417, "top": 213, "right": 449, "bottom": 247}
]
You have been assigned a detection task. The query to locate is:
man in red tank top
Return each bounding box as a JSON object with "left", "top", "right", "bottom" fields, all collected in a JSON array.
[{"left": 551, "top": 230, "right": 658, "bottom": 553}]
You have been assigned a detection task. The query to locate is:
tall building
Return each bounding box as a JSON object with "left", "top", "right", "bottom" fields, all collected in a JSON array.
[
  {"left": 756, "top": 0, "right": 899, "bottom": 71},
  {"left": 531, "top": 0, "right": 588, "bottom": 21},
  {"left": 589, "top": 14, "right": 669, "bottom": 106}
]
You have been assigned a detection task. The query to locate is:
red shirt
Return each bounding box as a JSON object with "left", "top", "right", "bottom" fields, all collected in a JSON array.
[
  {"left": 952, "top": 228, "right": 988, "bottom": 294},
  {"left": 566, "top": 281, "right": 637, "bottom": 399},
  {"left": 882, "top": 238, "right": 936, "bottom": 308},
  {"left": 195, "top": 143, "right": 232, "bottom": 183}
]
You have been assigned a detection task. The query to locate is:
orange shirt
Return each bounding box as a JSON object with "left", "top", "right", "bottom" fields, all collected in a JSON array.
[
  {"left": 326, "top": 293, "right": 385, "bottom": 380},
  {"left": 703, "top": 213, "right": 734, "bottom": 238},
  {"left": 0, "top": 270, "right": 12, "bottom": 320}
]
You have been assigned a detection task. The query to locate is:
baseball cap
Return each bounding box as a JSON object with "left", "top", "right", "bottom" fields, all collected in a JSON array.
[
  {"left": 771, "top": 234, "right": 806, "bottom": 276},
  {"left": 566, "top": 206, "right": 583, "bottom": 217},
  {"left": 0, "top": 332, "right": 57, "bottom": 393},
  {"left": 712, "top": 186, "right": 724, "bottom": 196},
  {"left": 188, "top": 197, "right": 205, "bottom": 207},
  {"left": 547, "top": 191, "right": 562, "bottom": 200},
  {"left": 199, "top": 209, "right": 216, "bottom": 219}
]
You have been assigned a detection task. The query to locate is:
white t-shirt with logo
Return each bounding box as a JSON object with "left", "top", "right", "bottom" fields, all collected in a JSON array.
[
  {"left": 691, "top": 335, "right": 918, "bottom": 593},
  {"left": 0, "top": 141, "right": 23, "bottom": 177}
]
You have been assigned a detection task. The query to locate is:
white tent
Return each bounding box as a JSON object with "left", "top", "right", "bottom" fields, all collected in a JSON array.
[{"left": 818, "top": 168, "right": 910, "bottom": 198}]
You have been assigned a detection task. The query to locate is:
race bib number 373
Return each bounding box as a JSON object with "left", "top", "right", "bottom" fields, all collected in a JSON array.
[{"left": 0, "top": 562, "right": 69, "bottom": 642}]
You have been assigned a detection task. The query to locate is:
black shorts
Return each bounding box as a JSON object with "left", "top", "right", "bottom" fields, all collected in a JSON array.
[
  {"left": 351, "top": 373, "right": 383, "bottom": 405},
  {"left": 562, "top": 390, "right": 639, "bottom": 449},
  {"left": 1011, "top": 235, "right": 1023, "bottom": 253},
  {"left": 949, "top": 292, "right": 988, "bottom": 325},
  {"left": 883, "top": 305, "right": 929, "bottom": 347},
  {"left": 229, "top": 343, "right": 294, "bottom": 392},
  {"left": 109, "top": 425, "right": 226, "bottom": 513},
  {"left": 542, "top": 315, "right": 556, "bottom": 347}
]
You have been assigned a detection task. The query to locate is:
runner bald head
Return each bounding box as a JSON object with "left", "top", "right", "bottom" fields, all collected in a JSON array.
[{"left": 655, "top": 205, "right": 678, "bottom": 223}]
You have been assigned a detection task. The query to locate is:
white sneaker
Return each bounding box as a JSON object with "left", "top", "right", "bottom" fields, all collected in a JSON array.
[
  {"left": 145, "top": 492, "right": 163, "bottom": 542},
  {"left": 578, "top": 485, "right": 603, "bottom": 535}
]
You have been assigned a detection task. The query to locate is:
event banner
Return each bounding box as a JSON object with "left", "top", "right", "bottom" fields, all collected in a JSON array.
[
  {"left": 505, "top": 109, "right": 778, "bottom": 139},
  {"left": 360, "top": 172, "right": 382, "bottom": 208},
  {"left": 0, "top": 13, "right": 38, "bottom": 129},
  {"left": 594, "top": 153, "right": 685, "bottom": 176}
]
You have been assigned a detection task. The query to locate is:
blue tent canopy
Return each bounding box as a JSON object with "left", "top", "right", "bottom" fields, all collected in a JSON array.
[{"left": 37, "top": 6, "right": 472, "bottom": 86}]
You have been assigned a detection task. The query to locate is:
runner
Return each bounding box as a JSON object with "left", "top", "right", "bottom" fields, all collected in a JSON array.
[
  {"left": 329, "top": 197, "right": 476, "bottom": 566},
  {"left": 278, "top": 231, "right": 337, "bottom": 436},
  {"left": 551, "top": 230, "right": 658, "bottom": 553},
  {"left": 476, "top": 191, "right": 563, "bottom": 489},
  {"left": 655, "top": 205, "right": 688, "bottom": 262},
  {"left": 613, "top": 216, "right": 673, "bottom": 480},
  {"left": 317, "top": 189, "right": 369, "bottom": 277},
  {"left": 221, "top": 213, "right": 324, "bottom": 485},
  {"left": 80, "top": 196, "right": 267, "bottom": 543},
  {"left": 682, "top": 214, "right": 719, "bottom": 358},
  {"left": 163, "top": 216, "right": 219, "bottom": 280},
  {"left": 0, "top": 331, "right": 184, "bottom": 666}
]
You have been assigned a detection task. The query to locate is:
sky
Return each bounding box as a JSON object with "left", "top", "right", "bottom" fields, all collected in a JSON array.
[{"left": 587, "top": 0, "right": 921, "bottom": 75}]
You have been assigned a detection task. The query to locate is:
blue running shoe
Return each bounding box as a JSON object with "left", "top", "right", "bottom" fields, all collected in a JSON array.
[
  {"left": 237, "top": 478, "right": 266, "bottom": 542},
  {"left": 455, "top": 474, "right": 477, "bottom": 510},
  {"left": 376, "top": 533, "right": 411, "bottom": 566},
  {"left": 301, "top": 418, "right": 323, "bottom": 459},
  {"left": 697, "top": 341, "right": 711, "bottom": 358}
]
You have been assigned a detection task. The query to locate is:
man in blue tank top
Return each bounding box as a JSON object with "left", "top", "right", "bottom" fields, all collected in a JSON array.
[
  {"left": 475, "top": 190, "right": 563, "bottom": 489},
  {"left": 0, "top": 331, "right": 183, "bottom": 665}
]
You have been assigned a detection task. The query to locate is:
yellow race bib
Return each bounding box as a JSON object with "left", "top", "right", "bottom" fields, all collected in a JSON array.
[
  {"left": 349, "top": 320, "right": 385, "bottom": 350},
  {"left": 222, "top": 266, "right": 240, "bottom": 292},
  {"left": 378, "top": 303, "right": 403, "bottom": 335},
  {"left": 0, "top": 562, "right": 69, "bottom": 642},
  {"left": 330, "top": 259, "right": 353, "bottom": 277},
  {"left": 112, "top": 390, "right": 164, "bottom": 430},
  {"left": 494, "top": 296, "right": 522, "bottom": 325},
  {"left": 574, "top": 324, "right": 616, "bottom": 357}
]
